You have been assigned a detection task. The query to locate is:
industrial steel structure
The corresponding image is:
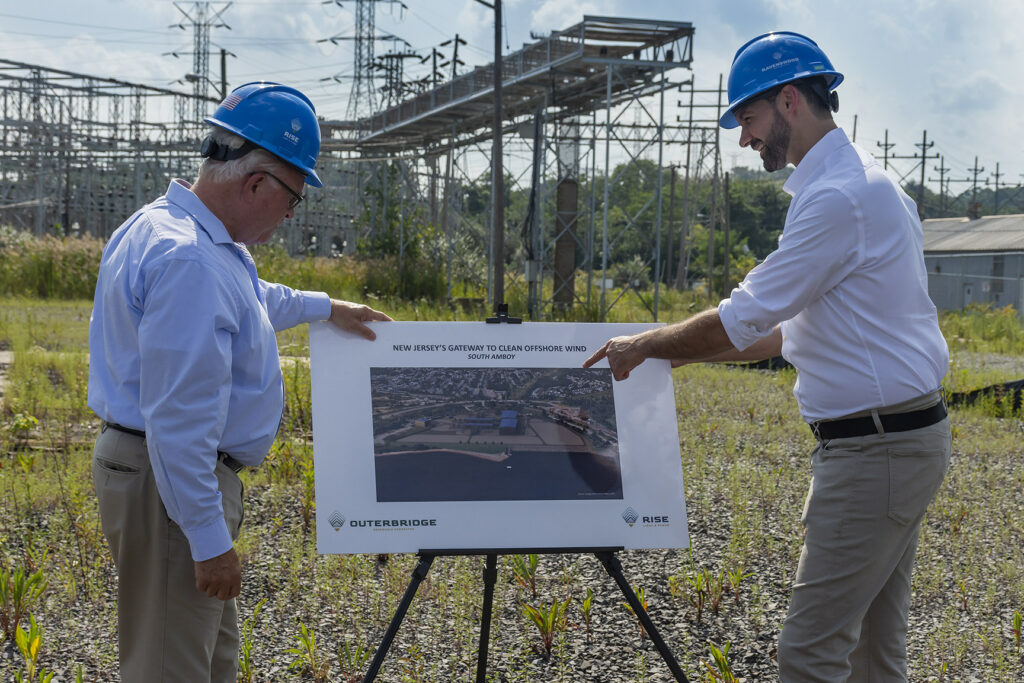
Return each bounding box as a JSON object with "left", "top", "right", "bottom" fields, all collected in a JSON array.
[{"left": 0, "top": 14, "right": 731, "bottom": 320}]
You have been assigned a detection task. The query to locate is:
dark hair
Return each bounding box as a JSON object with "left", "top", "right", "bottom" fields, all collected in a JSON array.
[
  {"left": 788, "top": 76, "right": 839, "bottom": 117},
  {"left": 739, "top": 76, "right": 838, "bottom": 119}
]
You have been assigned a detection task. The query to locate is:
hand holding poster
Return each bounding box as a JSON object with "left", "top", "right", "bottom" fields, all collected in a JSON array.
[{"left": 310, "top": 321, "right": 687, "bottom": 554}]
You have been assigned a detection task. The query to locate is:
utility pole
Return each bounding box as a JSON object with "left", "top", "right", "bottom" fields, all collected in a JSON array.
[
  {"left": 891, "top": 130, "right": 938, "bottom": 217},
  {"left": 723, "top": 171, "right": 731, "bottom": 295},
  {"left": 876, "top": 129, "right": 895, "bottom": 170},
  {"left": 439, "top": 34, "right": 466, "bottom": 81},
  {"left": 219, "top": 47, "right": 227, "bottom": 98},
  {"left": 674, "top": 80, "right": 695, "bottom": 291},
  {"left": 968, "top": 156, "right": 987, "bottom": 218},
  {"left": 914, "top": 131, "right": 938, "bottom": 217},
  {"left": 473, "top": 0, "right": 503, "bottom": 307},
  {"left": 707, "top": 74, "right": 724, "bottom": 300},
  {"left": 991, "top": 162, "right": 1004, "bottom": 214},
  {"left": 665, "top": 165, "right": 677, "bottom": 286},
  {"left": 928, "top": 155, "right": 951, "bottom": 217}
]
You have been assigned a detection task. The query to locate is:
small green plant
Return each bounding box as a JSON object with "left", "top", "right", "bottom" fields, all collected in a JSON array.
[
  {"left": 1012, "top": 609, "right": 1021, "bottom": 654},
  {"left": 621, "top": 585, "right": 649, "bottom": 641},
  {"left": 510, "top": 554, "right": 539, "bottom": 598},
  {"left": 726, "top": 565, "right": 752, "bottom": 605},
  {"left": 398, "top": 643, "right": 427, "bottom": 683},
  {"left": 579, "top": 587, "right": 594, "bottom": 642},
  {"left": 521, "top": 597, "right": 570, "bottom": 658},
  {"left": 337, "top": 640, "right": 372, "bottom": 682},
  {"left": 286, "top": 620, "right": 330, "bottom": 682},
  {"left": 14, "top": 615, "right": 55, "bottom": 683},
  {"left": 300, "top": 458, "right": 316, "bottom": 533},
  {"left": 942, "top": 503, "right": 969, "bottom": 534},
  {"left": 701, "top": 641, "right": 738, "bottom": 683},
  {"left": 237, "top": 599, "right": 266, "bottom": 683},
  {"left": 10, "top": 413, "right": 39, "bottom": 446},
  {"left": 1, "top": 565, "right": 48, "bottom": 641},
  {"left": 705, "top": 569, "right": 726, "bottom": 615},
  {"left": 956, "top": 578, "right": 969, "bottom": 611}
]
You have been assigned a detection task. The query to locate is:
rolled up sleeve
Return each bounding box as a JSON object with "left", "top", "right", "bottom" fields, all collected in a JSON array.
[{"left": 719, "top": 187, "right": 862, "bottom": 350}]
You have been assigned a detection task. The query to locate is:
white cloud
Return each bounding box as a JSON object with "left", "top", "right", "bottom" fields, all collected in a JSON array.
[{"left": 530, "top": 0, "right": 618, "bottom": 34}]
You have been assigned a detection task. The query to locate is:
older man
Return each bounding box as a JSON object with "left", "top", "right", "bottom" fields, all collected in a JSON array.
[
  {"left": 88, "top": 82, "right": 391, "bottom": 682},
  {"left": 585, "top": 33, "right": 950, "bottom": 682}
]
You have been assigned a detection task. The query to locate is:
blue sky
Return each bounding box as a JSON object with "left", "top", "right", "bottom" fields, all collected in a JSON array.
[{"left": 1, "top": 0, "right": 1022, "bottom": 194}]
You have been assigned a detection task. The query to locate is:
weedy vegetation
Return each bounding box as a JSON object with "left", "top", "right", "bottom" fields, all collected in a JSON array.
[{"left": 1, "top": 240, "right": 1024, "bottom": 680}]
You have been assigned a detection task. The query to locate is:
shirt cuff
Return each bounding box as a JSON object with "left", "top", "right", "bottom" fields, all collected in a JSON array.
[
  {"left": 717, "top": 298, "right": 761, "bottom": 352},
  {"left": 303, "top": 291, "right": 332, "bottom": 322},
  {"left": 183, "top": 516, "right": 234, "bottom": 562}
]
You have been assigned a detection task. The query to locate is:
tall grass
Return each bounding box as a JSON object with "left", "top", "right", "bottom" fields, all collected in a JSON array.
[
  {"left": 940, "top": 303, "right": 1024, "bottom": 354},
  {"left": 2, "top": 227, "right": 1024, "bottom": 355},
  {"left": 0, "top": 230, "right": 103, "bottom": 300}
]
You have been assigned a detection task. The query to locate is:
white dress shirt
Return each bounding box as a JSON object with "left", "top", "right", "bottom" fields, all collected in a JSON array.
[
  {"left": 89, "top": 180, "right": 331, "bottom": 560},
  {"left": 718, "top": 128, "right": 948, "bottom": 421}
]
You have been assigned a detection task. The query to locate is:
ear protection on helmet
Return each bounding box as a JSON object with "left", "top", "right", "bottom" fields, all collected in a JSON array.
[{"left": 199, "top": 135, "right": 260, "bottom": 162}]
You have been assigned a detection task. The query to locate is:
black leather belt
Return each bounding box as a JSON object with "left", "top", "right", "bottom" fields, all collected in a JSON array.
[
  {"left": 102, "top": 421, "right": 245, "bottom": 473},
  {"left": 809, "top": 402, "right": 947, "bottom": 442}
]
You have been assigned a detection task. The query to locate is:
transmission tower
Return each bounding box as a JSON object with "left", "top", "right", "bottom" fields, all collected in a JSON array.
[
  {"left": 322, "top": 1, "right": 408, "bottom": 121},
  {"left": 170, "top": 2, "right": 232, "bottom": 123}
]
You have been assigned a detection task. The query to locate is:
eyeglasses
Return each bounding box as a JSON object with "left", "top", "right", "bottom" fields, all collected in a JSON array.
[{"left": 250, "top": 170, "right": 303, "bottom": 209}]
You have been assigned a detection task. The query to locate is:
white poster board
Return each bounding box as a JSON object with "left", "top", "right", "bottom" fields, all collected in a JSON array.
[{"left": 310, "top": 321, "right": 687, "bottom": 554}]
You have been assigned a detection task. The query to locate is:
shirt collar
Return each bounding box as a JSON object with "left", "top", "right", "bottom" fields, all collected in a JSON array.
[
  {"left": 165, "top": 179, "right": 234, "bottom": 245},
  {"left": 783, "top": 128, "right": 850, "bottom": 197}
]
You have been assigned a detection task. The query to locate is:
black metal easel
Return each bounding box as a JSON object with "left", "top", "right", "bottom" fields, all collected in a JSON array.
[
  {"left": 361, "top": 548, "right": 689, "bottom": 683},
  {"left": 360, "top": 305, "right": 689, "bottom": 682}
]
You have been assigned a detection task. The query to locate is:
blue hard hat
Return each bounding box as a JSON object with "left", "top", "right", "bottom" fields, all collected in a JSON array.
[
  {"left": 205, "top": 82, "right": 323, "bottom": 188},
  {"left": 719, "top": 32, "right": 843, "bottom": 129}
]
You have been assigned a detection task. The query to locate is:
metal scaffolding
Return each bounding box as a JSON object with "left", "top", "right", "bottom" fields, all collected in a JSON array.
[{"left": 0, "top": 15, "right": 731, "bottom": 320}]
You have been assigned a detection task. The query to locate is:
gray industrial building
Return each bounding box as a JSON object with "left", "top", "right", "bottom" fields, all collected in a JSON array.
[{"left": 922, "top": 214, "right": 1024, "bottom": 313}]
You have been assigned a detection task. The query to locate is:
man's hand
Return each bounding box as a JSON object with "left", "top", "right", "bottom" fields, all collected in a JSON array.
[
  {"left": 328, "top": 299, "right": 393, "bottom": 340},
  {"left": 582, "top": 334, "right": 649, "bottom": 381},
  {"left": 195, "top": 547, "right": 241, "bottom": 600}
]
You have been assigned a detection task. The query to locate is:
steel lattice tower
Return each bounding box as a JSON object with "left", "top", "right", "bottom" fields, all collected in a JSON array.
[
  {"left": 323, "top": 0, "right": 407, "bottom": 121},
  {"left": 171, "top": 1, "right": 232, "bottom": 123}
]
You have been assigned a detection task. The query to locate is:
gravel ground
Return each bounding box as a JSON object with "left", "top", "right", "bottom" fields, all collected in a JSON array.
[{"left": 2, "top": 355, "right": 1023, "bottom": 682}]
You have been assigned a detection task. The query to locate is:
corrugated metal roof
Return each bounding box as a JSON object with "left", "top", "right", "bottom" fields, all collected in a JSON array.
[{"left": 921, "top": 214, "right": 1024, "bottom": 253}]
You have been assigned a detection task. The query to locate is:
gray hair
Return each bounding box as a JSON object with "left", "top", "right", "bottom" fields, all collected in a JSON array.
[{"left": 198, "top": 127, "right": 289, "bottom": 183}]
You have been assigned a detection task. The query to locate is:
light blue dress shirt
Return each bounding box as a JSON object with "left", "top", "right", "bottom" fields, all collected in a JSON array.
[{"left": 88, "top": 180, "right": 331, "bottom": 561}]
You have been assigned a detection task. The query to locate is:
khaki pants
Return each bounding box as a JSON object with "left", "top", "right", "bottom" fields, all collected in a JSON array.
[
  {"left": 92, "top": 425, "right": 244, "bottom": 683},
  {"left": 778, "top": 391, "right": 951, "bottom": 682}
]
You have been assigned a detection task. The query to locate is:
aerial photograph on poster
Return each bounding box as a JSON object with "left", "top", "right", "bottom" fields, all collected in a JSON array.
[{"left": 370, "top": 367, "right": 622, "bottom": 502}]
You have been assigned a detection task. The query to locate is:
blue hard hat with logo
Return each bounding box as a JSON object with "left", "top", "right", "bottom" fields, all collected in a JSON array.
[
  {"left": 719, "top": 31, "right": 843, "bottom": 130},
  {"left": 204, "top": 81, "right": 323, "bottom": 188}
]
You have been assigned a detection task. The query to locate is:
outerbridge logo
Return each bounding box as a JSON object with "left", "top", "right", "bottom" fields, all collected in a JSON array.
[
  {"left": 622, "top": 507, "right": 639, "bottom": 526},
  {"left": 328, "top": 511, "right": 345, "bottom": 531}
]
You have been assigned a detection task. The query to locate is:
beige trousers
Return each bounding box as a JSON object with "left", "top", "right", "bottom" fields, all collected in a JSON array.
[
  {"left": 777, "top": 391, "right": 951, "bottom": 682},
  {"left": 92, "top": 425, "right": 243, "bottom": 683}
]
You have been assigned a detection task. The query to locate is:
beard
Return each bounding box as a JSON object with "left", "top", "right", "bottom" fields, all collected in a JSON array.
[{"left": 759, "top": 109, "right": 791, "bottom": 172}]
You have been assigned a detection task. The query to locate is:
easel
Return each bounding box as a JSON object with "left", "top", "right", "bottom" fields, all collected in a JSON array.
[
  {"left": 361, "top": 548, "right": 689, "bottom": 682},
  {"left": 361, "top": 305, "right": 690, "bottom": 682}
]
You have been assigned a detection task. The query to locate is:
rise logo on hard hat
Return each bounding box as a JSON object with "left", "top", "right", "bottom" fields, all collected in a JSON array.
[{"left": 205, "top": 82, "right": 323, "bottom": 188}]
